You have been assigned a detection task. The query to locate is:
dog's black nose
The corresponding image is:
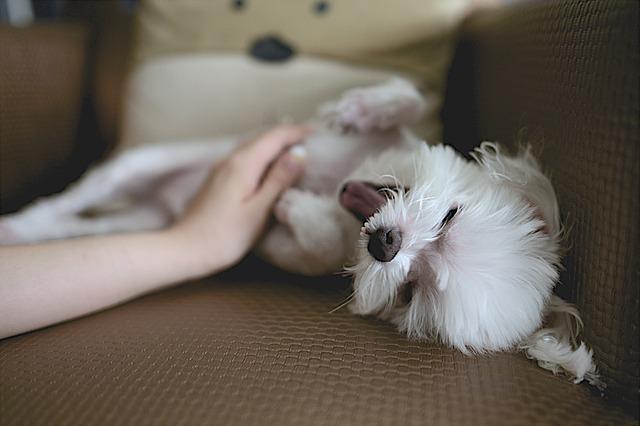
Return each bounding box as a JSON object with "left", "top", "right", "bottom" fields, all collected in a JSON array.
[
  {"left": 367, "top": 228, "right": 402, "bottom": 262},
  {"left": 250, "top": 36, "right": 295, "bottom": 62}
]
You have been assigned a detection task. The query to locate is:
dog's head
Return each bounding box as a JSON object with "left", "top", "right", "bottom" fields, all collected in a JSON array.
[{"left": 339, "top": 143, "right": 562, "bottom": 353}]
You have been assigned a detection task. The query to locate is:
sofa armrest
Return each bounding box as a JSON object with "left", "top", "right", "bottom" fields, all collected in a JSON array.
[{"left": 442, "top": 0, "right": 639, "bottom": 415}]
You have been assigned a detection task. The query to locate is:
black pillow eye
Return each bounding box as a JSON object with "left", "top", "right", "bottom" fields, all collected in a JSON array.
[
  {"left": 231, "top": 0, "right": 246, "bottom": 11},
  {"left": 313, "top": 1, "right": 330, "bottom": 15},
  {"left": 440, "top": 207, "right": 458, "bottom": 228}
]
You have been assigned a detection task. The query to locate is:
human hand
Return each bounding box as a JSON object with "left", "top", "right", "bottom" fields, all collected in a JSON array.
[{"left": 170, "top": 125, "right": 310, "bottom": 273}]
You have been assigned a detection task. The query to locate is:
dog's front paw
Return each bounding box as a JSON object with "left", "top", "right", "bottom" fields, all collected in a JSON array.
[
  {"left": 274, "top": 188, "right": 336, "bottom": 235},
  {"left": 322, "top": 79, "right": 425, "bottom": 133},
  {"left": 322, "top": 90, "right": 376, "bottom": 133},
  {"left": 274, "top": 188, "right": 345, "bottom": 261},
  {"left": 274, "top": 188, "right": 304, "bottom": 226}
]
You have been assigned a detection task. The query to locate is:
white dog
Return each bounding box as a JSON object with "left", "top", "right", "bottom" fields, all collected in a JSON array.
[{"left": 0, "top": 78, "right": 601, "bottom": 387}]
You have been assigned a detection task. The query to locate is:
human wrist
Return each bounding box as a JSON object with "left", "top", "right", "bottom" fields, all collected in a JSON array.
[{"left": 163, "top": 223, "right": 231, "bottom": 278}]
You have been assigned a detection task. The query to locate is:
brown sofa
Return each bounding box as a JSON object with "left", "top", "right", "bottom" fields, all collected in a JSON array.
[{"left": 0, "top": 1, "right": 637, "bottom": 424}]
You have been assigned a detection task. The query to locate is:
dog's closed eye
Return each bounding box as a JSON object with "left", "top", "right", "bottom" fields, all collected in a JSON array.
[{"left": 439, "top": 206, "right": 458, "bottom": 229}]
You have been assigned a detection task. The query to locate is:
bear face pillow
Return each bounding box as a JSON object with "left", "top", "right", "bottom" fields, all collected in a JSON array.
[{"left": 121, "top": 0, "right": 474, "bottom": 147}]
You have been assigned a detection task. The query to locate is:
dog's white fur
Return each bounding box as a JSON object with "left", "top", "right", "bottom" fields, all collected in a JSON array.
[
  {"left": 0, "top": 78, "right": 600, "bottom": 386},
  {"left": 342, "top": 141, "right": 601, "bottom": 387}
]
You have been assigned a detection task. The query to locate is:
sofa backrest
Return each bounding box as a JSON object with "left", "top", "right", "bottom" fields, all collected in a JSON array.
[
  {"left": 442, "top": 0, "right": 639, "bottom": 415},
  {"left": 0, "top": 2, "right": 133, "bottom": 214},
  {"left": 0, "top": 23, "right": 89, "bottom": 213}
]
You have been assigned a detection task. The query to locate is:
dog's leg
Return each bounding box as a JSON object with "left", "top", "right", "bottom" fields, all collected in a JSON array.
[
  {"left": 0, "top": 204, "right": 171, "bottom": 245},
  {"left": 321, "top": 77, "right": 426, "bottom": 133},
  {"left": 0, "top": 139, "right": 235, "bottom": 244},
  {"left": 257, "top": 189, "right": 354, "bottom": 275},
  {"left": 0, "top": 164, "right": 141, "bottom": 245},
  {"left": 19, "top": 141, "right": 232, "bottom": 217}
]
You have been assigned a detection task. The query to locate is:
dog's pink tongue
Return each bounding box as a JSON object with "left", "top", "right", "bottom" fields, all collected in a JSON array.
[{"left": 340, "top": 181, "right": 387, "bottom": 221}]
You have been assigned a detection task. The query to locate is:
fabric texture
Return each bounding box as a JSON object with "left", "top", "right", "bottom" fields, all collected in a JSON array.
[
  {"left": 442, "top": 0, "right": 639, "bottom": 415},
  {"left": 0, "top": 259, "right": 636, "bottom": 426},
  {"left": 0, "top": 23, "right": 88, "bottom": 214}
]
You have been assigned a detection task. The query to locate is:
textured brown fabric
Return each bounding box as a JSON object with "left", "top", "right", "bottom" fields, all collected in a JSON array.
[
  {"left": 0, "top": 260, "right": 636, "bottom": 426},
  {"left": 442, "top": 0, "right": 639, "bottom": 415},
  {"left": 0, "top": 24, "right": 89, "bottom": 214},
  {"left": 64, "top": 0, "right": 135, "bottom": 149}
]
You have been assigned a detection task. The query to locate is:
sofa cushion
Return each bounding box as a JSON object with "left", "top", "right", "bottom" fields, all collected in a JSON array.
[{"left": 0, "top": 259, "right": 635, "bottom": 425}]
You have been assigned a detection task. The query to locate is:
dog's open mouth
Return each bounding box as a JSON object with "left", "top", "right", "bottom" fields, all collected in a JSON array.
[{"left": 339, "top": 181, "right": 405, "bottom": 222}]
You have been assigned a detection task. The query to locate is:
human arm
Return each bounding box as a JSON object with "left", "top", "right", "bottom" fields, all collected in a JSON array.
[{"left": 0, "top": 125, "right": 308, "bottom": 339}]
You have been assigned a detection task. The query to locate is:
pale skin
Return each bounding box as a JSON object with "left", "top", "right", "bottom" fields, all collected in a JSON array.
[{"left": 0, "top": 125, "right": 309, "bottom": 340}]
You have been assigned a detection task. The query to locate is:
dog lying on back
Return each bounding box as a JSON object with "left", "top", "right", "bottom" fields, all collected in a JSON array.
[{"left": 0, "top": 78, "right": 601, "bottom": 386}]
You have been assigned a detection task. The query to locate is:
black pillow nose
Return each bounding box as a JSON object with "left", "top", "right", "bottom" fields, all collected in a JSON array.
[
  {"left": 250, "top": 36, "right": 295, "bottom": 62},
  {"left": 367, "top": 228, "right": 402, "bottom": 262}
]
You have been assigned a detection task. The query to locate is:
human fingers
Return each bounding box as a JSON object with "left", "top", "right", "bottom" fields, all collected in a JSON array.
[
  {"left": 238, "top": 125, "right": 312, "bottom": 183},
  {"left": 251, "top": 147, "right": 306, "bottom": 209}
]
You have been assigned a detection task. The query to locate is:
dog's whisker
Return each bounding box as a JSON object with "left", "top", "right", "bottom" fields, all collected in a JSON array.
[{"left": 328, "top": 291, "right": 357, "bottom": 314}]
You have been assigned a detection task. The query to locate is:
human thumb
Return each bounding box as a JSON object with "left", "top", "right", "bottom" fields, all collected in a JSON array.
[{"left": 255, "top": 145, "right": 306, "bottom": 206}]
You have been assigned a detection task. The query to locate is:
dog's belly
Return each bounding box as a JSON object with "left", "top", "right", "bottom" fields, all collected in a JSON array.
[
  {"left": 297, "top": 126, "right": 416, "bottom": 195},
  {"left": 117, "top": 126, "right": 418, "bottom": 221}
]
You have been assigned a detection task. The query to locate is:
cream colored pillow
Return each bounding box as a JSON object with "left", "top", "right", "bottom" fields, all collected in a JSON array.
[
  {"left": 122, "top": 54, "right": 408, "bottom": 146},
  {"left": 121, "top": 0, "right": 473, "bottom": 147}
]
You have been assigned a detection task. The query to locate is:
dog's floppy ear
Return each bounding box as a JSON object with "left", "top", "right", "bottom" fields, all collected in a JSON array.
[{"left": 471, "top": 142, "right": 561, "bottom": 236}]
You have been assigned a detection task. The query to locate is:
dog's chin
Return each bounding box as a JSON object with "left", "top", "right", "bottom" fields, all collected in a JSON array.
[{"left": 346, "top": 245, "right": 414, "bottom": 319}]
